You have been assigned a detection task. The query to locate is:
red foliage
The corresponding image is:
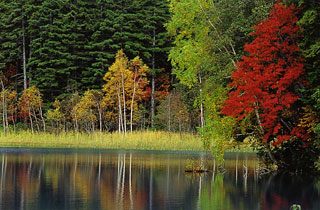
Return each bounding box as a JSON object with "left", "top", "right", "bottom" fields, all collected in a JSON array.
[
  {"left": 222, "top": 3, "right": 307, "bottom": 146},
  {"left": 155, "top": 72, "right": 170, "bottom": 100},
  {"left": 1, "top": 64, "right": 17, "bottom": 86}
]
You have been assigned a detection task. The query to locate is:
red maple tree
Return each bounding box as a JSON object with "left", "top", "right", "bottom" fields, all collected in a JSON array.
[{"left": 222, "top": 3, "right": 308, "bottom": 147}]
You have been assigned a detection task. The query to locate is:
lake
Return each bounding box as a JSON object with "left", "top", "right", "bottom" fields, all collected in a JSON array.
[{"left": 0, "top": 148, "right": 319, "bottom": 210}]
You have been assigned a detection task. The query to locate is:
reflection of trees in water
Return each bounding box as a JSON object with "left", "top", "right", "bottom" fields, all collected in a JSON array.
[
  {"left": 262, "top": 173, "right": 320, "bottom": 210},
  {"left": 0, "top": 152, "right": 200, "bottom": 210},
  {"left": 0, "top": 152, "right": 318, "bottom": 210},
  {"left": 197, "top": 156, "right": 267, "bottom": 210},
  {"left": 196, "top": 156, "right": 320, "bottom": 210}
]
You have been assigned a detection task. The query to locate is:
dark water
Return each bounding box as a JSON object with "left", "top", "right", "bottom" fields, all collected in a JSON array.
[{"left": 0, "top": 149, "right": 318, "bottom": 210}]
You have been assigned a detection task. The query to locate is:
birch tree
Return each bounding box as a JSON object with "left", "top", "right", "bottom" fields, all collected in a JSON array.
[
  {"left": 129, "top": 57, "right": 149, "bottom": 132},
  {"left": 103, "top": 50, "right": 132, "bottom": 135},
  {"left": 19, "top": 86, "right": 45, "bottom": 133}
]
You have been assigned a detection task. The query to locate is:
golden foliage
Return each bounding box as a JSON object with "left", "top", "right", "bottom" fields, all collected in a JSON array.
[{"left": 298, "top": 106, "right": 319, "bottom": 133}]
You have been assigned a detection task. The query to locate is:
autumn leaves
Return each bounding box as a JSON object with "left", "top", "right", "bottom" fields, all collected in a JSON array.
[
  {"left": 0, "top": 50, "right": 149, "bottom": 135},
  {"left": 103, "top": 50, "right": 149, "bottom": 135},
  {"left": 222, "top": 3, "right": 316, "bottom": 169}
]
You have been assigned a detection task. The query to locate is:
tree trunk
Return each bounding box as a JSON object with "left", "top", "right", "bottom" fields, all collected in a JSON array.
[
  {"left": 38, "top": 91, "right": 46, "bottom": 132},
  {"left": 12, "top": 115, "right": 16, "bottom": 132},
  {"left": 74, "top": 112, "right": 78, "bottom": 133},
  {"left": 130, "top": 67, "right": 140, "bottom": 133},
  {"left": 254, "top": 106, "right": 278, "bottom": 166},
  {"left": 28, "top": 105, "right": 34, "bottom": 134},
  {"left": 168, "top": 94, "right": 171, "bottom": 136},
  {"left": 32, "top": 106, "right": 40, "bottom": 132},
  {"left": 4, "top": 98, "right": 8, "bottom": 134},
  {"left": 29, "top": 39, "right": 32, "bottom": 78},
  {"left": 197, "top": 0, "right": 237, "bottom": 67},
  {"left": 91, "top": 120, "right": 95, "bottom": 133},
  {"left": 64, "top": 117, "right": 66, "bottom": 133},
  {"left": 121, "top": 72, "right": 126, "bottom": 135},
  {"left": 22, "top": 20, "right": 27, "bottom": 90},
  {"left": 0, "top": 80, "right": 9, "bottom": 134},
  {"left": 179, "top": 117, "right": 182, "bottom": 140},
  {"left": 130, "top": 77, "right": 136, "bottom": 133},
  {"left": 199, "top": 75, "right": 205, "bottom": 129},
  {"left": 118, "top": 113, "right": 121, "bottom": 133},
  {"left": 151, "top": 24, "right": 156, "bottom": 128},
  {"left": 1, "top": 90, "right": 6, "bottom": 135},
  {"left": 117, "top": 88, "right": 123, "bottom": 133},
  {"left": 98, "top": 107, "right": 102, "bottom": 133}
]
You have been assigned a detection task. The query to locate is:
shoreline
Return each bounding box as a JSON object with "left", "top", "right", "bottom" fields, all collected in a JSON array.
[
  {"left": 0, "top": 130, "right": 204, "bottom": 152},
  {"left": 0, "top": 130, "right": 254, "bottom": 153}
]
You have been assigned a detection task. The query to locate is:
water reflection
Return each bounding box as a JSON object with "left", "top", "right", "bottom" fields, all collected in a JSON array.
[{"left": 0, "top": 149, "right": 318, "bottom": 210}]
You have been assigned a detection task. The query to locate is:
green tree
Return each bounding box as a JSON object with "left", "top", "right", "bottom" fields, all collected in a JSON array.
[
  {"left": 296, "top": 1, "right": 320, "bottom": 139},
  {"left": 87, "top": 0, "right": 118, "bottom": 89},
  {"left": 28, "top": 0, "right": 70, "bottom": 99},
  {"left": 141, "top": 0, "right": 171, "bottom": 127},
  {"left": 167, "top": 0, "right": 273, "bottom": 162},
  {"left": 285, "top": 0, "right": 320, "bottom": 168},
  {"left": 0, "top": 0, "right": 29, "bottom": 90}
]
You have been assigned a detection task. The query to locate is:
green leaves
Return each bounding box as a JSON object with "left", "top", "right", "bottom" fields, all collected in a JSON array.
[
  {"left": 1, "top": 0, "right": 170, "bottom": 104},
  {"left": 167, "top": 0, "right": 272, "bottom": 163}
]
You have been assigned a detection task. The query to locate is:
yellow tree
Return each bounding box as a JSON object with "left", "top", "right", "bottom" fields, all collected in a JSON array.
[
  {"left": 67, "top": 92, "right": 81, "bottom": 133},
  {"left": 103, "top": 50, "right": 132, "bottom": 135},
  {"left": 6, "top": 90, "right": 17, "bottom": 131},
  {"left": 46, "top": 99, "right": 64, "bottom": 132},
  {"left": 87, "top": 90, "right": 105, "bottom": 132},
  {"left": 75, "top": 90, "right": 105, "bottom": 133},
  {"left": 72, "top": 93, "right": 97, "bottom": 133},
  {"left": 0, "top": 89, "right": 17, "bottom": 133},
  {"left": 0, "top": 89, "right": 9, "bottom": 134},
  {"left": 103, "top": 50, "right": 150, "bottom": 134},
  {"left": 19, "top": 86, "right": 45, "bottom": 133}
]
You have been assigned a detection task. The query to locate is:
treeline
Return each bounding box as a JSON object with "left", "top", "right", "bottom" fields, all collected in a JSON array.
[
  {"left": 167, "top": 0, "right": 320, "bottom": 172},
  {"left": 0, "top": 0, "right": 173, "bottom": 129},
  {"left": 0, "top": 49, "right": 194, "bottom": 135},
  {"left": 1, "top": 0, "right": 320, "bottom": 172}
]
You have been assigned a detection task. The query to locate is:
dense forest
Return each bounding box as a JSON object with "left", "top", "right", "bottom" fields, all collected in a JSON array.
[
  {"left": 0, "top": 0, "right": 172, "bottom": 131},
  {"left": 0, "top": 0, "right": 319, "bottom": 173}
]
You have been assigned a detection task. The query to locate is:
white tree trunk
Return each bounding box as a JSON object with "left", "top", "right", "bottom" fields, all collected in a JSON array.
[
  {"left": 98, "top": 107, "right": 102, "bottom": 133},
  {"left": 130, "top": 67, "right": 141, "bottom": 133},
  {"left": 0, "top": 80, "right": 8, "bottom": 134},
  {"left": 22, "top": 20, "right": 27, "bottom": 90},
  {"left": 168, "top": 94, "right": 171, "bottom": 135},
  {"left": 121, "top": 72, "right": 126, "bottom": 135},
  {"left": 37, "top": 91, "right": 46, "bottom": 132},
  {"left": 1, "top": 90, "right": 6, "bottom": 134},
  {"left": 151, "top": 21, "right": 156, "bottom": 128},
  {"left": 117, "top": 88, "right": 123, "bottom": 133},
  {"left": 74, "top": 112, "right": 78, "bottom": 133},
  {"left": 199, "top": 75, "right": 205, "bottom": 128},
  {"left": 32, "top": 106, "right": 40, "bottom": 132},
  {"left": 28, "top": 104, "right": 34, "bottom": 134}
]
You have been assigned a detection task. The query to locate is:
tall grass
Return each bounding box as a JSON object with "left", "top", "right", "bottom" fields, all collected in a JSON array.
[{"left": 0, "top": 130, "right": 204, "bottom": 152}]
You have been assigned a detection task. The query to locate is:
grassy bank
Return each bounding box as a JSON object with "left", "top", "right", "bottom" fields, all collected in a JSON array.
[{"left": 0, "top": 131, "right": 204, "bottom": 152}]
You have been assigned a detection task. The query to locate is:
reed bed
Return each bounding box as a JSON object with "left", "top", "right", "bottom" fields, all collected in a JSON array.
[{"left": 0, "top": 130, "right": 204, "bottom": 152}]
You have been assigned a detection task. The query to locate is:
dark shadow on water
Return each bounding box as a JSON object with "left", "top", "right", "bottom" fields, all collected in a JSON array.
[{"left": 262, "top": 172, "right": 320, "bottom": 210}]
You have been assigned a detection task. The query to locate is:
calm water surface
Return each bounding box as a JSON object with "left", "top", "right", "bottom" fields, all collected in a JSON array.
[{"left": 0, "top": 149, "right": 319, "bottom": 210}]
